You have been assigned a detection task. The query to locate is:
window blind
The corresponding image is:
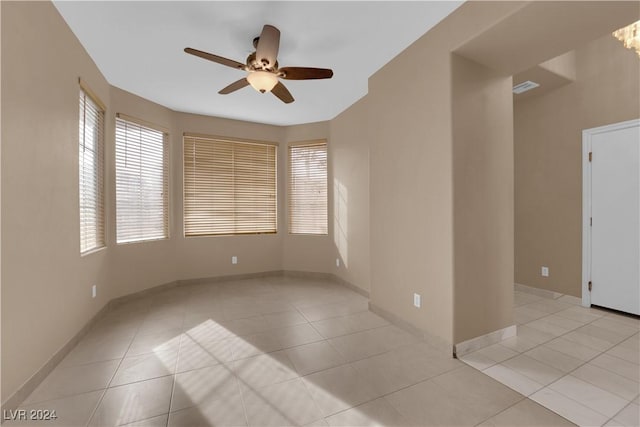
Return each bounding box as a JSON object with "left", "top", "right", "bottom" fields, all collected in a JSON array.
[
  {"left": 115, "top": 117, "right": 169, "bottom": 243},
  {"left": 79, "top": 88, "right": 105, "bottom": 253},
  {"left": 288, "top": 141, "right": 328, "bottom": 235},
  {"left": 183, "top": 135, "right": 277, "bottom": 236}
]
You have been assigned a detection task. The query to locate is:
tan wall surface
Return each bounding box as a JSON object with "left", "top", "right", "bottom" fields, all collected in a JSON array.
[
  {"left": 330, "top": 97, "right": 371, "bottom": 292},
  {"left": 514, "top": 34, "right": 640, "bottom": 296},
  {"left": 455, "top": 1, "right": 638, "bottom": 76},
  {"left": 367, "top": 1, "right": 524, "bottom": 345},
  {"left": 452, "top": 54, "right": 514, "bottom": 344},
  {"left": 1, "top": 1, "right": 112, "bottom": 400}
]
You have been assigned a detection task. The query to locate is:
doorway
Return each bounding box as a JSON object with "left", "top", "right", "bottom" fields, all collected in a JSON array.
[{"left": 582, "top": 119, "right": 640, "bottom": 315}]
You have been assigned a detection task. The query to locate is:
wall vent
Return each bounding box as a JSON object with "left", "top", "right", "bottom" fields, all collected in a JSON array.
[{"left": 513, "top": 80, "right": 540, "bottom": 94}]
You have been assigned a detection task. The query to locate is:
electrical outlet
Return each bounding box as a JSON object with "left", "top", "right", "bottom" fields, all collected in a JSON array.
[
  {"left": 541, "top": 266, "right": 549, "bottom": 277},
  {"left": 92, "top": 285, "right": 97, "bottom": 298},
  {"left": 232, "top": 256, "right": 238, "bottom": 265},
  {"left": 413, "top": 293, "right": 421, "bottom": 308},
  {"left": 336, "top": 258, "right": 340, "bottom": 267}
]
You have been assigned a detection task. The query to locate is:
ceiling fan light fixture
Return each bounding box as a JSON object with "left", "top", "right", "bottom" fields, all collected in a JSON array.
[{"left": 247, "top": 71, "right": 278, "bottom": 93}]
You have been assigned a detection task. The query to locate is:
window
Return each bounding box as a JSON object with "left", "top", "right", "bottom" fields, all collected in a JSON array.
[
  {"left": 78, "top": 86, "right": 105, "bottom": 253},
  {"left": 183, "top": 134, "right": 277, "bottom": 236},
  {"left": 115, "top": 115, "right": 169, "bottom": 243},
  {"left": 288, "top": 141, "right": 328, "bottom": 234}
]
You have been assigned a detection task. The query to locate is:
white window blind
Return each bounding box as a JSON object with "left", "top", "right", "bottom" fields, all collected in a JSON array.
[
  {"left": 183, "top": 135, "right": 277, "bottom": 236},
  {"left": 79, "top": 88, "right": 105, "bottom": 253},
  {"left": 115, "top": 116, "right": 169, "bottom": 243},
  {"left": 288, "top": 141, "right": 328, "bottom": 235}
]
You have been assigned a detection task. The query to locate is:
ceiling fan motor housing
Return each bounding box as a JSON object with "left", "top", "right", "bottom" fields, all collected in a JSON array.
[{"left": 246, "top": 51, "right": 278, "bottom": 72}]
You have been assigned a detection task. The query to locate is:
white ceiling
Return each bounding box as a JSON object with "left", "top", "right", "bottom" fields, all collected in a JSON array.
[{"left": 53, "top": 1, "right": 463, "bottom": 126}]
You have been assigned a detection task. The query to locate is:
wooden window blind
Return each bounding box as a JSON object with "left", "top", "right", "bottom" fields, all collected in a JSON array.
[
  {"left": 183, "top": 134, "right": 277, "bottom": 236},
  {"left": 79, "top": 88, "right": 105, "bottom": 253},
  {"left": 115, "top": 116, "right": 169, "bottom": 243},
  {"left": 288, "top": 141, "right": 328, "bottom": 235}
]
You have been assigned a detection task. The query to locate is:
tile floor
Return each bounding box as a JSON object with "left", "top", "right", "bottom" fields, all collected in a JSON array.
[
  {"left": 460, "top": 290, "right": 639, "bottom": 427},
  {"left": 4, "top": 276, "right": 631, "bottom": 427}
]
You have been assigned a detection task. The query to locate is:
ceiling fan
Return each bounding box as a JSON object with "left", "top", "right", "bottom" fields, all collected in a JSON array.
[{"left": 184, "top": 25, "right": 334, "bottom": 104}]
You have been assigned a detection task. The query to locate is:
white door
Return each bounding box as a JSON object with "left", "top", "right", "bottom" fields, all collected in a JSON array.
[{"left": 587, "top": 120, "right": 640, "bottom": 315}]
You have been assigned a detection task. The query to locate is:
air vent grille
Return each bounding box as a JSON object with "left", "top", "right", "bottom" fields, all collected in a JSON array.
[{"left": 513, "top": 80, "right": 540, "bottom": 94}]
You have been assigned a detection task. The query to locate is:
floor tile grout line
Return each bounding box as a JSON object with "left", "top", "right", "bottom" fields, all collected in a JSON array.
[
  {"left": 300, "top": 359, "right": 466, "bottom": 423},
  {"left": 84, "top": 317, "right": 142, "bottom": 427},
  {"left": 18, "top": 356, "right": 129, "bottom": 407},
  {"left": 165, "top": 322, "right": 458, "bottom": 423},
  {"left": 521, "top": 299, "right": 637, "bottom": 337},
  {"left": 15, "top": 387, "right": 111, "bottom": 413},
  {"left": 465, "top": 298, "right": 639, "bottom": 426},
  {"left": 22, "top": 280, "right": 635, "bottom": 427},
  {"left": 231, "top": 371, "right": 250, "bottom": 427},
  {"left": 296, "top": 365, "right": 332, "bottom": 423},
  {"left": 463, "top": 354, "right": 581, "bottom": 426},
  {"left": 464, "top": 339, "right": 637, "bottom": 421},
  {"left": 125, "top": 280, "right": 340, "bottom": 425},
  {"left": 169, "top": 332, "right": 249, "bottom": 419},
  {"left": 164, "top": 329, "right": 184, "bottom": 427},
  {"left": 530, "top": 375, "right": 630, "bottom": 423},
  {"left": 170, "top": 325, "right": 334, "bottom": 423},
  {"left": 297, "top": 305, "right": 371, "bottom": 325},
  {"left": 495, "top": 309, "right": 630, "bottom": 378},
  {"left": 604, "top": 399, "right": 640, "bottom": 427},
  {"left": 471, "top": 396, "right": 532, "bottom": 427},
  {"left": 307, "top": 314, "right": 390, "bottom": 341}
]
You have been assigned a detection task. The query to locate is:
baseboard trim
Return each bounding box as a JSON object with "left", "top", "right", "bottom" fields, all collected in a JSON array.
[
  {"left": 514, "top": 283, "right": 563, "bottom": 300},
  {"left": 556, "top": 294, "right": 582, "bottom": 306},
  {"left": 368, "top": 302, "right": 453, "bottom": 356},
  {"left": 180, "top": 270, "right": 284, "bottom": 286},
  {"left": 282, "top": 270, "right": 369, "bottom": 298},
  {"left": 333, "top": 275, "right": 369, "bottom": 298},
  {"left": 282, "top": 270, "right": 332, "bottom": 279},
  {"left": 1, "top": 269, "right": 368, "bottom": 411},
  {"left": 454, "top": 324, "right": 517, "bottom": 357},
  {"left": 1, "top": 302, "right": 113, "bottom": 414}
]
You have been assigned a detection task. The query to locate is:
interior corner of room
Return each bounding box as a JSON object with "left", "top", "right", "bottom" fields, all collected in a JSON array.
[{"left": 1, "top": 0, "right": 639, "bottom": 417}]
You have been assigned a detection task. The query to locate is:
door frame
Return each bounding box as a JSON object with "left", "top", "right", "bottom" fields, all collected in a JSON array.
[{"left": 581, "top": 118, "right": 640, "bottom": 308}]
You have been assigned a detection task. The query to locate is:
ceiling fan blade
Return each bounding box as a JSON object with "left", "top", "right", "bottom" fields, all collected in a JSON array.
[
  {"left": 184, "top": 47, "right": 246, "bottom": 70},
  {"left": 218, "top": 78, "right": 250, "bottom": 95},
  {"left": 256, "top": 25, "right": 280, "bottom": 69},
  {"left": 271, "top": 81, "right": 294, "bottom": 104},
  {"left": 279, "top": 67, "right": 334, "bottom": 80}
]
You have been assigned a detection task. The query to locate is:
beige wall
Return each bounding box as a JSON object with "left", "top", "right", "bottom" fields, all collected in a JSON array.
[
  {"left": 1, "top": 1, "right": 112, "bottom": 402},
  {"left": 514, "top": 34, "right": 640, "bottom": 296},
  {"left": 451, "top": 54, "right": 514, "bottom": 343},
  {"left": 329, "top": 97, "right": 371, "bottom": 293},
  {"left": 367, "top": 1, "right": 524, "bottom": 346},
  {"left": 366, "top": 0, "right": 637, "bottom": 346}
]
